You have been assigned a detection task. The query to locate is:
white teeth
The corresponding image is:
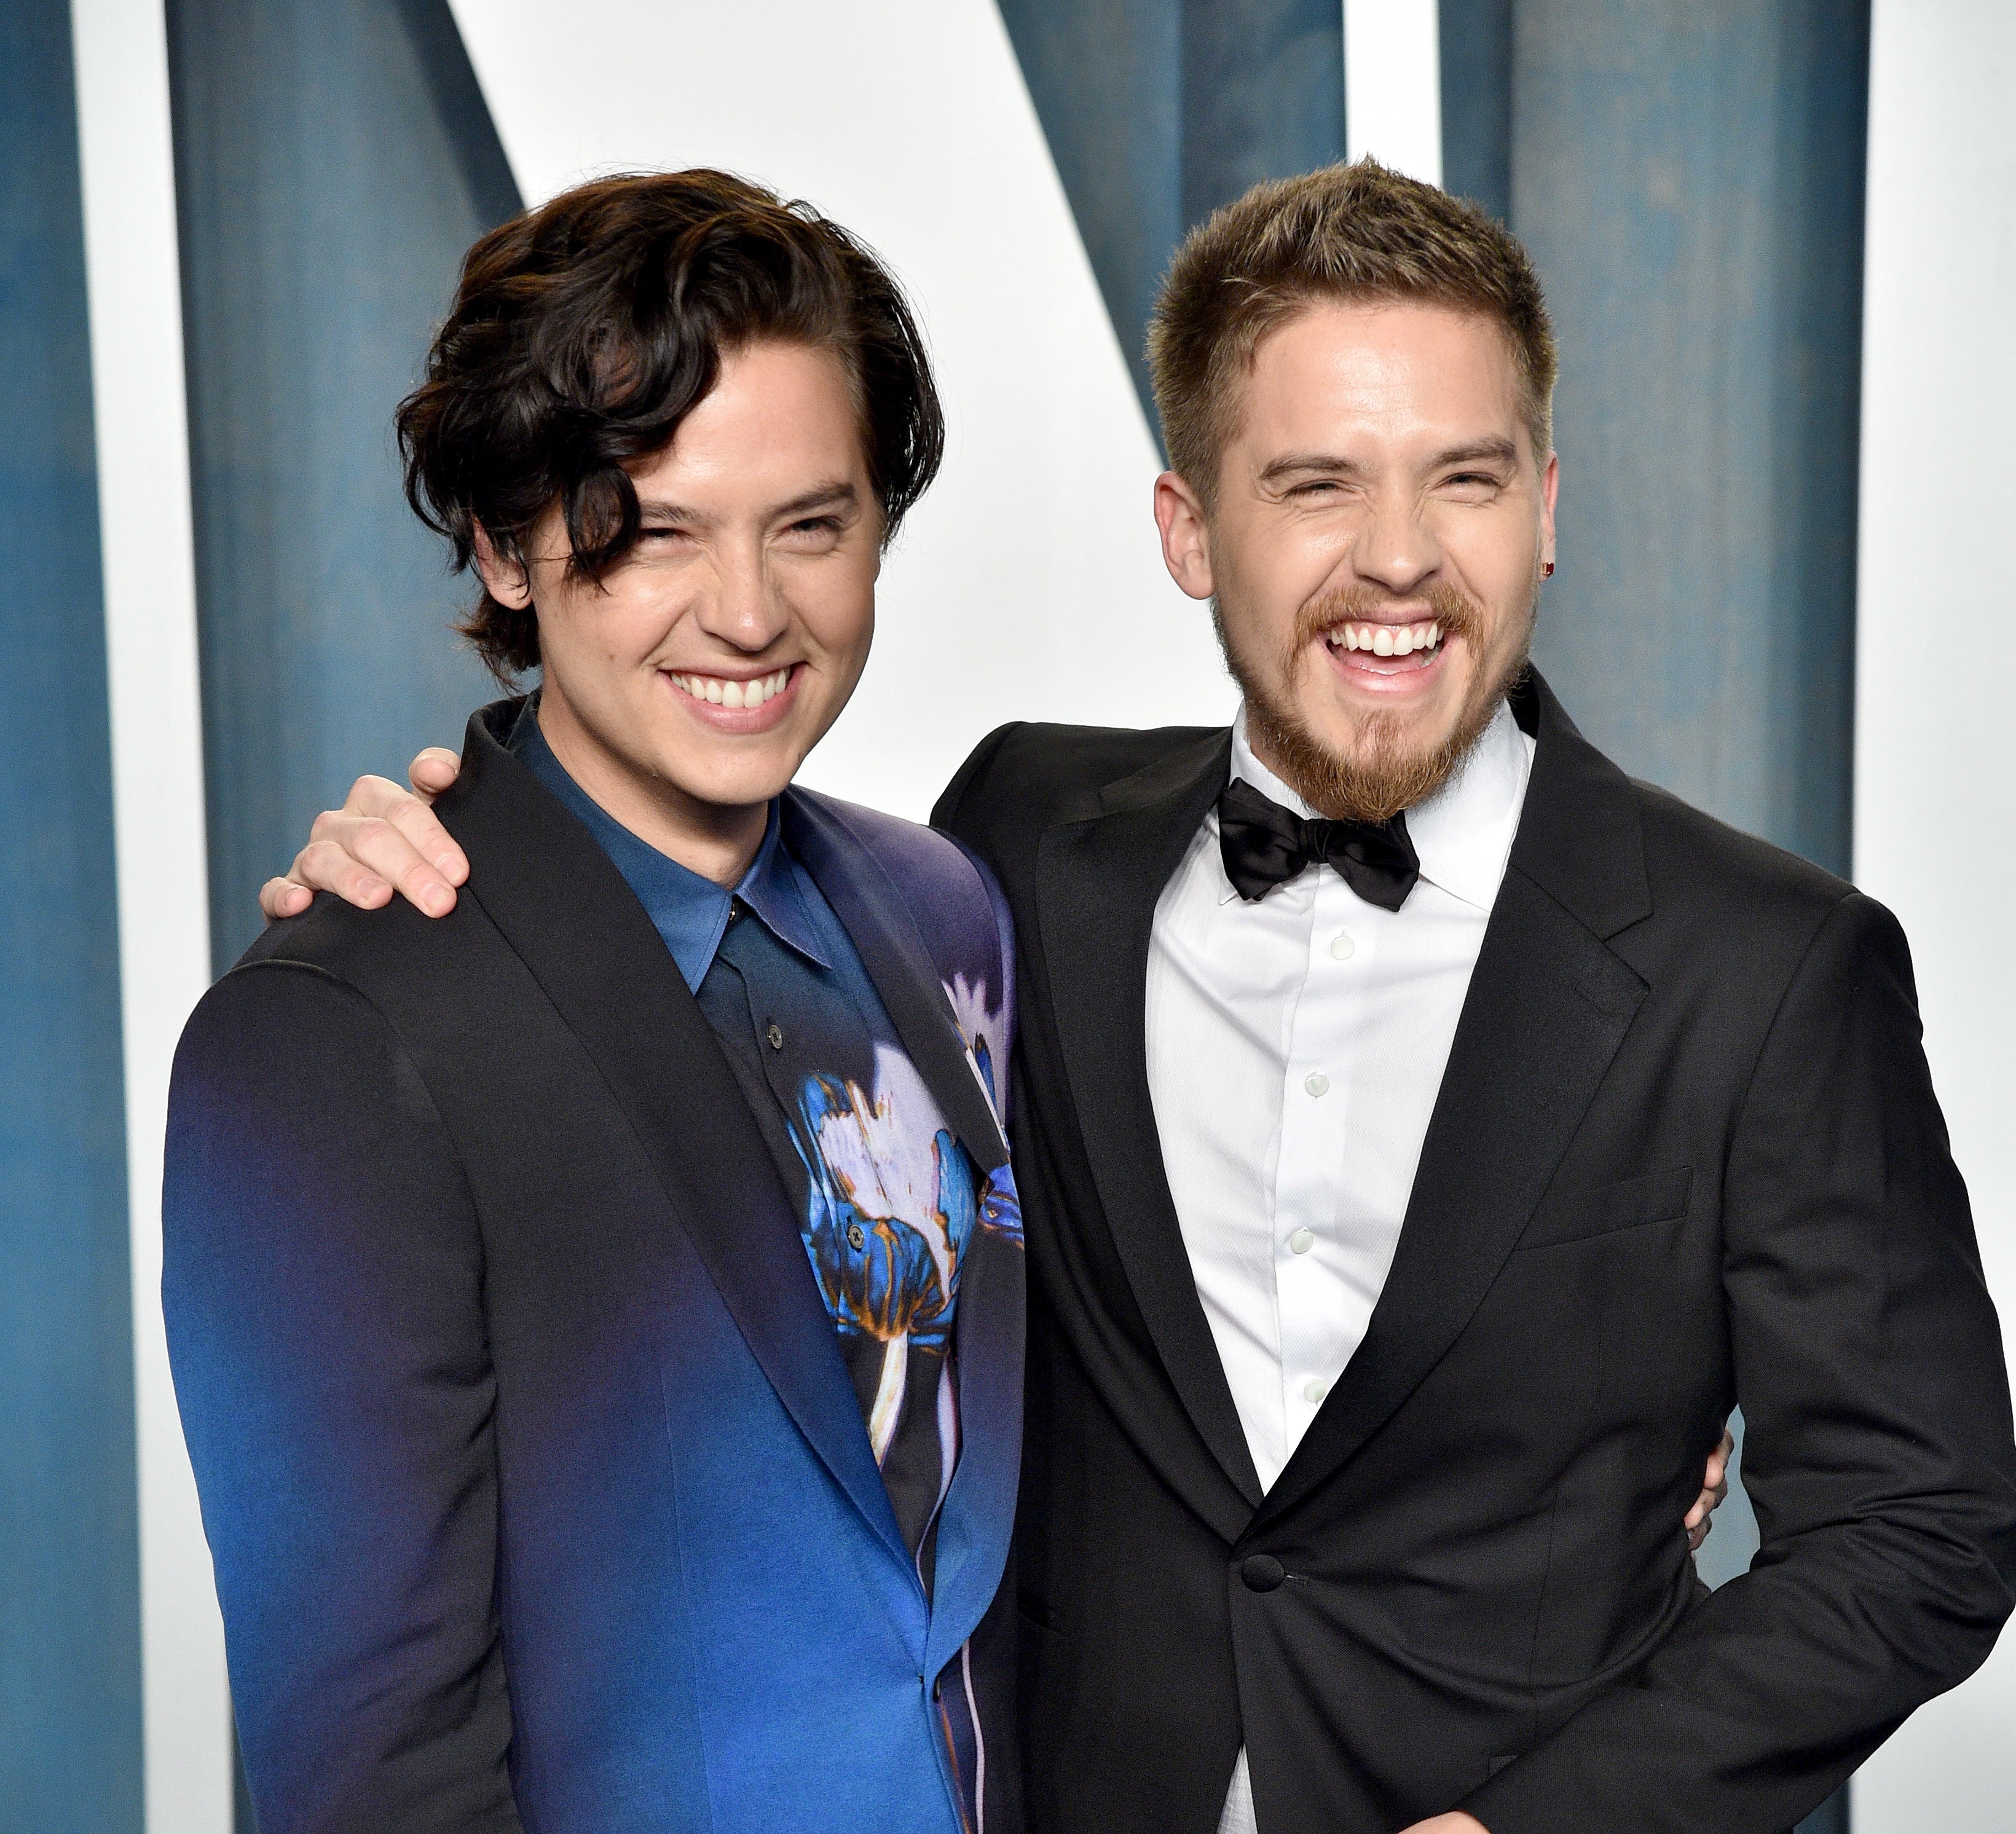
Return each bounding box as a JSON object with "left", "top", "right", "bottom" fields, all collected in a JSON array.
[
  {"left": 1371, "top": 628, "right": 1395, "bottom": 656},
  {"left": 1428, "top": 623, "right": 1441, "bottom": 647},
  {"left": 674, "top": 666, "right": 792, "bottom": 707}
]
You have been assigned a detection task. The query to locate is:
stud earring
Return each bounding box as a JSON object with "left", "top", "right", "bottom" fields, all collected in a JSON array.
[{"left": 1543, "top": 559, "right": 1556, "bottom": 578}]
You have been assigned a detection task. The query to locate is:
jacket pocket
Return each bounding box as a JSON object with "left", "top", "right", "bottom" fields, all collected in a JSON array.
[{"left": 1516, "top": 1166, "right": 1693, "bottom": 1250}]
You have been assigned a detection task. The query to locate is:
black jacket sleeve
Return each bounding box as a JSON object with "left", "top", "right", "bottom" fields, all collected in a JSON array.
[
  {"left": 1467, "top": 892, "right": 2016, "bottom": 1834},
  {"left": 163, "top": 960, "right": 523, "bottom": 1834}
]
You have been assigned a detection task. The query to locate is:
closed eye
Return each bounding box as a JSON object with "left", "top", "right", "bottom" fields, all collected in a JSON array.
[{"left": 1440, "top": 470, "right": 1508, "bottom": 498}]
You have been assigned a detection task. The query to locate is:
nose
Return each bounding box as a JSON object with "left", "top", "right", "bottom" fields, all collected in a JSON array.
[
  {"left": 694, "top": 531, "right": 789, "bottom": 653},
  {"left": 1354, "top": 487, "right": 1443, "bottom": 596}
]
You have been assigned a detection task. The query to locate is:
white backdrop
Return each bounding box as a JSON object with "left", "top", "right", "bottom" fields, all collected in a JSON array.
[
  {"left": 69, "top": 4, "right": 229, "bottom": 1830},
  {"left": 448, "top": 0, "right": 1233, "bottom": 821},
  {"left": 1851, "top": 4, "right": 2016, "bottom": 1825}
]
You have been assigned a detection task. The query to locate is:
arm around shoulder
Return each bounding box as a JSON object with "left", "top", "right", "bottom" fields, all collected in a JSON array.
[{"left": 165, "top": 961, "right": 522, "bottom": 1833}]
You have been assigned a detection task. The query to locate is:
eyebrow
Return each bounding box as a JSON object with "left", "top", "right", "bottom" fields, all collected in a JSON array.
[
  {"left": 633, "top": 480, "right": 861, "bottom": 527},
  {"left": 1257, "top": 436, "right": 1520, "bottom": 485}
]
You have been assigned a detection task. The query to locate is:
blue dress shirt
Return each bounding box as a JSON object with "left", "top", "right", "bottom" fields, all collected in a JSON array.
[{"left": 507, "top": 701, "right": 968, "bottom": 1570}]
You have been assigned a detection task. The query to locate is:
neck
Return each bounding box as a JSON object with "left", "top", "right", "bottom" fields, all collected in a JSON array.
[{"left": 537, "top": 691, "right": 769, "bottom": 887}]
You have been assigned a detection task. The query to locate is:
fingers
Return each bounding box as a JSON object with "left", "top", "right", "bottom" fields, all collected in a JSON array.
[
  {"left": 287, "top": 834, "right": 394, "bottom": 910},
  {"left": 296, "top": 804, "right": 455, "bottom": 916},
  {"left": 260, "top": 876, "right": 315, "bottom": 922},
  {"left": 408, "top": 747, "right": 462, "bottom": 799},
  {"left": 1705, "top": 1426, "right": 1734, "bottom": 1505},
  {"left": 343, "top": 772, "right": 469, "bottom": 883},
  {"left": 1683, "top": 1423, "right": 1741, "bottom": 1551}
]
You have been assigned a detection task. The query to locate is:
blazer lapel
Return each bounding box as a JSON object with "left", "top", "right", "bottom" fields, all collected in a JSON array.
[
  {"left": 1038, "top": 730, "right": 1266, "bottom": 1516},
  {"left": 1253, "top": 672, "right": 1652, "bottom": 1529},
  {"left": 781, "top": 791, "right": 1007, "bottom": 1175},
  {"left": 780, "top": 790, "right": 1026, "bottom": 1662},
  {"left": 440, "top": 706, "right": 908, "bottom": 1568}
]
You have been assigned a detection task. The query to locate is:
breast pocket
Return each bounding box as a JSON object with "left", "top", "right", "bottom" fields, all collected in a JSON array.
[{"left": 1516, "top": 1166, "right": 1693, "bottom": 1250}]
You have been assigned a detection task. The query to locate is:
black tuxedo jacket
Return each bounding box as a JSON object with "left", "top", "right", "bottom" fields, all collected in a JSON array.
[{"left": 933, "top": 671, "right": 2016, "bottom": 1834}]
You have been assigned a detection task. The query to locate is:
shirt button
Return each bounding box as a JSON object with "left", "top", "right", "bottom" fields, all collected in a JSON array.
[
  {"left": 766, "top": 1022, "right": 784, "bottom": 1050},
  {"left": 847, "top": 1221, "right": 867, "bottom": 1251},
  {"left": 1304, "top": 1377, "right": 1330, "bottom": 1405},
  {"left": 1289, "top": 1227, "right": 1315, "bottom": 1255},
  {"left": 1304, "top": 1070, "right": 1329, "bottom": 1097},
  {"left": 1329, "top": 932, "right": 1356, "bottom": 959}
]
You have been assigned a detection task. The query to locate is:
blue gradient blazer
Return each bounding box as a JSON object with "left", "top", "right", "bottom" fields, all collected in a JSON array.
[{"left": 163, "top": 703, "right": 1025, "bottom": 1834}]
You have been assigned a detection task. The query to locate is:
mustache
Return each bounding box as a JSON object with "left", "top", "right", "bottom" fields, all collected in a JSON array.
[{"left": 1288, "top": 579, "right": 1486, "bottom": 657}]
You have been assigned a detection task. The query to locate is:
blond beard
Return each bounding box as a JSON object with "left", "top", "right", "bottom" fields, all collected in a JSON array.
[{"left": 1220, "top": 578, "right": 1536, "bottom": 824}]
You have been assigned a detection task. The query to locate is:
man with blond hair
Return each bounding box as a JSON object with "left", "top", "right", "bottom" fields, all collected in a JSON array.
[{"left": 274, "top": 162, "right": 2014, "bottom": 1833}]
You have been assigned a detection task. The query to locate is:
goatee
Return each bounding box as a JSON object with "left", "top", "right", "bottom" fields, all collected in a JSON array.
[{"left": 1221, "top": 578, "right": 1536, "bottom": 824}]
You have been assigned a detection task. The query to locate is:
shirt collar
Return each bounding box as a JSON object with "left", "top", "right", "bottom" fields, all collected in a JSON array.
[
  {"left": 507, "top": 698, "right": 831, "bottom": 990},
  {"left": 1227, "top": 697, "right": 1533, "bottom": 913}
]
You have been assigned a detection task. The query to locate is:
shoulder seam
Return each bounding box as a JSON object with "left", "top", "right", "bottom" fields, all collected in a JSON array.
[{"left": 216, "top": 957, "right": 486, "bottom": 1241}]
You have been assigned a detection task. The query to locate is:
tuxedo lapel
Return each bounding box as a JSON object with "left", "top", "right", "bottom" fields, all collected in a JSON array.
[
  {"left": 1038, "top": 730, "right": 1264, "bottom": 1513},
  {"left": 1254, "top": 672, "right": 1652, "bottom": 1529},
  {"left": 440, "top": 706, "right": 908, "bottom": 1568},
  {"left": 781, "top": 791, "right": 1008, "bottom": 1176}
]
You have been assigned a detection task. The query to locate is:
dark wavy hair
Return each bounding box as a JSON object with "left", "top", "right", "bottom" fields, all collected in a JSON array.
[{"left": 397, "top": 170, "right": 945, "bottom": 678}]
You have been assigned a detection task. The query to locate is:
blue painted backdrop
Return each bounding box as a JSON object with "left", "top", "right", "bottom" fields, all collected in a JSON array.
[
  {"left": 167, "top": 0, "right": 521, "bottom": 973},
  {"left": 0, "top": 3, "right": 145, "bottom": 1828},
  {"left": 998, "top": 0, "right": 1344, "bottom": 426},
  {"left": 1516, "top": 0, "right": 1868, "bottom": 880}
]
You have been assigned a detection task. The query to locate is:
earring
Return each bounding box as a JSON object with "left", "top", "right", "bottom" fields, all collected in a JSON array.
[{"left": 1543, "top": 559, "right": 1556, "bottom": 578}]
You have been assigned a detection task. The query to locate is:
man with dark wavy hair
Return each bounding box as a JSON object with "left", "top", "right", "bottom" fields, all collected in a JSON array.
[
  {"left": 272, "top": 161, "right": 2012, "bottom": 1834},
  {"left": 165, "top": 171, "right": 1025, "bottom": 1834}
]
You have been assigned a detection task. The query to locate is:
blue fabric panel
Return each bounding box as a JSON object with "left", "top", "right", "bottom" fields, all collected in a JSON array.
[
  {"left": 994, "top": 0, "right": 1182, "bottom": 420},
  {"left": 165, "top": 0, "right": 523, "bottom": 973},
  {"left": 1516, "top": 0, "right": 1868, "bottom": 876},
  {"left": 0, "top": 1, "right": 146, "bottom": 1825},
  {"left": 1439, "top": 0, "right": 1513, "bottom": 222},
  {"left": 1178, "top": 1, "right": 1344, "bottom": 232},
  {"left": 995, "top": 0, "right": 1342, "bottom": 431}
]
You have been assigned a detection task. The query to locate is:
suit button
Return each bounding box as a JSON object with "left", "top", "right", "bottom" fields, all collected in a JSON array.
[
  {"left": 766, "top": 1021, "right": 785, "bottom": 1050},
  {"left": 1240, "top": 1554, "right": 1285, "bottom": 1592}
]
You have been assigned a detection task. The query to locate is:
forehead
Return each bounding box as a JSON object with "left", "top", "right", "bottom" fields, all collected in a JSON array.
[
  {"left": 1233, "top": 299, "right": 1524, "bottom": 456},
  {"left": 634, "top": 340, "right": 867, "bottom": 494}
]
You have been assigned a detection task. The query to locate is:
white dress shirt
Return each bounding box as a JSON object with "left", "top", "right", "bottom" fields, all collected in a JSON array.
[{"left": 1142, "top": 699, "right": 1534, "bottom": 1834}]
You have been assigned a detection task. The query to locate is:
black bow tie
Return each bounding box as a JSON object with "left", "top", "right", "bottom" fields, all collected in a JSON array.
[{"left": 1216, "top": 776, "right": 1421, "bottom": 911}]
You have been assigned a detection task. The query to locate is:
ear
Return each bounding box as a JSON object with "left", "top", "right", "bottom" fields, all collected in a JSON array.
[
  {"left": 1538, "top": 451, "right": 1559, "bottom": 575},
  {"left": 1154, "top": 471, "right": 1216, "bottom": 602},
  {"left": 472, "top": 521, "right": 534, "bottom": 610}
]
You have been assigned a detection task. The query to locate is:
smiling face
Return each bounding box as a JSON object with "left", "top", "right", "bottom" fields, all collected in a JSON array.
[
  {"left": 1155, "top": 297, "right": 1557, "bottom": 822},
  {"left": 477, "top": 339, "right": 880, "bottom": 881}
]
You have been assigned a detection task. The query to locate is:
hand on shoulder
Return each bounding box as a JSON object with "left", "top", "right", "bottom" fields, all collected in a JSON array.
[{"left": 261, "top": 747, "right": 467, "bottom": 921}]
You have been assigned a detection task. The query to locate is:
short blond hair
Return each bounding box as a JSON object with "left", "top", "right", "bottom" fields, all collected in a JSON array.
[{"left": 1147, "top": 160, "right": 1558, "bottom": 498}]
